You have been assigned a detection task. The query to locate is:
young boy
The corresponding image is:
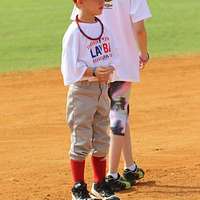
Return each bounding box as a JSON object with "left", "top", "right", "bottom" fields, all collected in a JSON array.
[
  {"left": 61, "top": 0, "right": 121, "bottom": 199},
  {"left": 71, "top": 0, "right": 152, "bottom": 191}
]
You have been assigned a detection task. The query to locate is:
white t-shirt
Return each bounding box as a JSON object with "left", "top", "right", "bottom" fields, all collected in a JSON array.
[
  {"left": 61, "top": 20, "right": 119, "bottom": 85},
  {"left": 71, "top": 0, "right": 152, "bottom": 82}
]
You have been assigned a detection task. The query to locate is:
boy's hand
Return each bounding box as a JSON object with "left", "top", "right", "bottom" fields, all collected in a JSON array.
[
  {"left": 139, "top": 52, "right": 149, "bottom": 69},
  {"left": 107, "top": 65, "right": 115, "bottom": 72},
  {"left": 95, "top": 66, "right": 114, "bottom": 83}
]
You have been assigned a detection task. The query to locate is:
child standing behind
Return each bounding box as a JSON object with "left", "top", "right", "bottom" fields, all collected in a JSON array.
[{"left": 61, "top": 0, "right": 120, "bottom": 199}]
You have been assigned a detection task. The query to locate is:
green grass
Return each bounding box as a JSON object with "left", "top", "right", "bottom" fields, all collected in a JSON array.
[
  {"left": 0, "top": 0, "right": 200, "bottom": 73},
  {"left": 147, "top": 0, "right": 200, "bottom": 56},
  {"left": 0, "top": 0, "right": 73, "bottom": 72}
]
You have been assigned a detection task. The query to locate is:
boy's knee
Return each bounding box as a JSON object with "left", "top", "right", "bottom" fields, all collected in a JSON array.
[
  {"left": 92, "top": 141, "right": 110, "bottom": 157},
  {"left": 69, "top": 142, "right": 91, "bottom": 160}
]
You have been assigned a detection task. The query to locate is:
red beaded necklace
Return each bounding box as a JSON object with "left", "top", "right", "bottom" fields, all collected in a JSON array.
[{"left": 76, "top": 15, "right": 104, "bottom": 41}]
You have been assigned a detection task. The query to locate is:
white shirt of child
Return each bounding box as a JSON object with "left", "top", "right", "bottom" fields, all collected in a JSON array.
[
  {"left": 61, "top": 21, "right": 119, "bottom": 85},
  {"left": 71, "top": 0, "right": 152, "bottom": 82}
]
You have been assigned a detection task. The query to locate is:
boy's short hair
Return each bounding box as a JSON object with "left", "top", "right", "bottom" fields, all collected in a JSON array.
[{"left": 73, "top": 0, "right": 77, "bottom": 3}]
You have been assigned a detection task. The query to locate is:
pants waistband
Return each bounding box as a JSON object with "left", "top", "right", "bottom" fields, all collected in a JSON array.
[{"left": 73, "top": 80, "right": 108, "bottom": 87}]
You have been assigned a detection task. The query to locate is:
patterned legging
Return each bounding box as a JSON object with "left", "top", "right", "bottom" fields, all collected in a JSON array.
[{"left": 108, "top": 81, "right": 131, "bottom": 136}]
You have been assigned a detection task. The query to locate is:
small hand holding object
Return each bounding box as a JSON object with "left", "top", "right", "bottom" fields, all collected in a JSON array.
[
  {"left": 139, "top": 52, "right": 149, "bottom": 69},
  {"left": 95, "top": 66, "right": 114, "bottom": 83}
]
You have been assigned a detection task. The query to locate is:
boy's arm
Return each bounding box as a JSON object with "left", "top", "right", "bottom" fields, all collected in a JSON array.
[
  {"left": 84, "top": 67, "right": 114, "bottom": 83},
  {"left": 83, "top": 68, "right": 93, "bottom": 77},
  {"left": 130, "top": 0, "right": 152, "bottom": 68},
  {"left": 61, "top": 29, "right": 88, "bottom": 85},
  {"left": 133, "top": 20, "right": 149, "bottom": 68}
]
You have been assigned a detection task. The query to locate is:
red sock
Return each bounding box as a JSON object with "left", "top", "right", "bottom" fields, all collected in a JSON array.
[
  {"left": 91, "top": 156, "right": 106, "bottom": 183},
  {"left": 70, "top": 159, "right": 85, "bottom": 183}
]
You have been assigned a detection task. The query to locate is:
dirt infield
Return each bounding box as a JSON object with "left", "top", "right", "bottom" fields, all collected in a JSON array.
[{"left": 0, "top": 55, "right": 200, "bottom": 200}]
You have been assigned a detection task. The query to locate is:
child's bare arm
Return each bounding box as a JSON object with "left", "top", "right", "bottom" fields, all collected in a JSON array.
[
  {"left": 95, "top": 66, "right": 114, "bottom": 83},
  {"left": 133, "top": 20, "right": 149, "bottom": 68},
  {"left": 83, "top": 66, "right": 113, "bottom": 76},
  {"left": 83, "top": 66, "right": 114, "bottom": 83},
  {"left": 83, "top": 68, "right": 94, "bottom": 77}
]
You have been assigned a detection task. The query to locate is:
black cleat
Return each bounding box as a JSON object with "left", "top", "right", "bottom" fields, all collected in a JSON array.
[
  {"left": 91, "top": 179, "right": 120, "bottom": 200},
  {"left": 105, "top": 173, "right": 131, "bottom": 192},
  {"left": 72, "top": 182, "right": 93, "bottom": 200},
  {"left": 123, "top": 166, "right": 145, "bottom": 186}
]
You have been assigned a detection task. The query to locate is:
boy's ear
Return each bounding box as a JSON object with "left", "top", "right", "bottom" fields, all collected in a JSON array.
[{"left": 77, "top": 0, "right": 83, "bottom": 4}]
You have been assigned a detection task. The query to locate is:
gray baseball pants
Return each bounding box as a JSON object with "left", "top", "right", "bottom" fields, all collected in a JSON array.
[{"left": 67, "top": 81, "right": 110, "bottom": 161}]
